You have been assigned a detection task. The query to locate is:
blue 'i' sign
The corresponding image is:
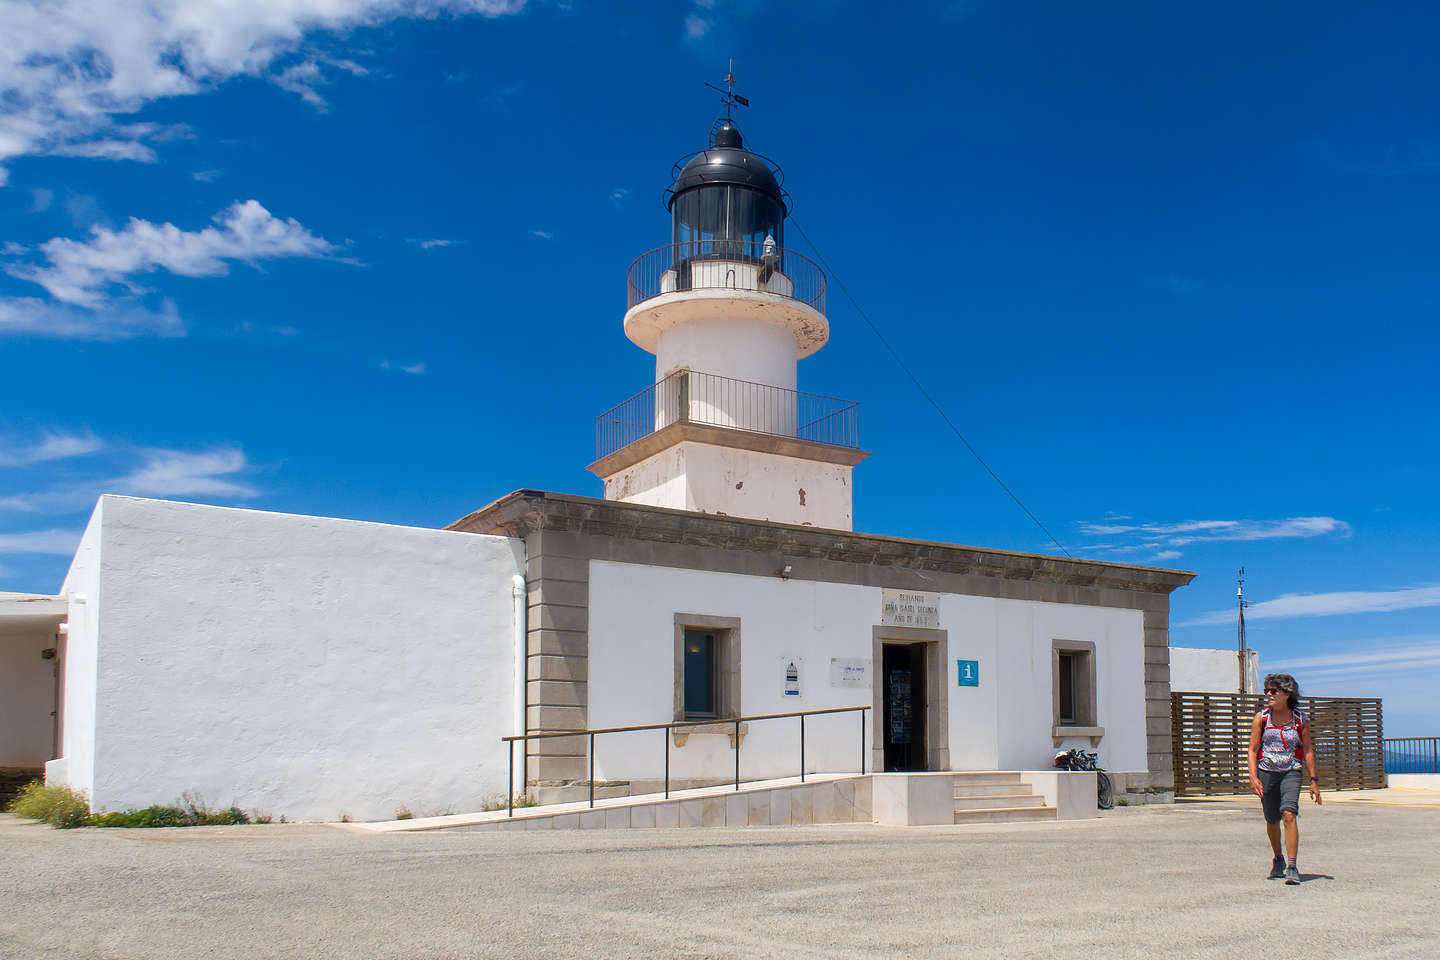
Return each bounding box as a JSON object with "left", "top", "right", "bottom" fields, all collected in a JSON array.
[{"left": 957, "top": 659, "right": 979, "bottom": 687}]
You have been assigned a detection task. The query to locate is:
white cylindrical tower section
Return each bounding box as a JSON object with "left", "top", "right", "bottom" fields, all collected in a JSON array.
[{"left": 656, "top": 315, "right": 799, "bottom": 436}]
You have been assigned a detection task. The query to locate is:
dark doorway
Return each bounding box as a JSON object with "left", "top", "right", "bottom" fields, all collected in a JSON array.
[{"left": 882, "top": 643, "right": 927, "bottom": 771}]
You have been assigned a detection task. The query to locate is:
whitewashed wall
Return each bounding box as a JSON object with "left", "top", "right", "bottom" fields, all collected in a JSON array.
[
  {"left": 1171, "top": 646, "right": 1259, "bottom": 694},
  {"left": 50, "top": 503, "right": 105, "bottom": 791},
  {"left": 0, "top": 626, "right": 57, "bottom": 767},
  {"left": 587, "top": 561, "right": 1149, "bottom": 783},
  {"left": 53, "top": 496, "right": 524, "bottom": 821}
]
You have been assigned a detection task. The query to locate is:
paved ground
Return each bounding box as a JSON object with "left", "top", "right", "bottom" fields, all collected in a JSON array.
[{"left": 2, "top": 798, "right": 1436, "bottom": 959}]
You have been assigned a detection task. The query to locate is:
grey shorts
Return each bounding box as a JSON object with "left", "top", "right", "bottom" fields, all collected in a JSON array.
[{"left": 1259, "top": 767, "right": 1302, "bottom": 823}]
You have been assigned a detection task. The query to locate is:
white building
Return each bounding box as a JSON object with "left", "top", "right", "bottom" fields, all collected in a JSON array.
[{"left": 13, "top": 108, "right": 1195, "bottom": 822}]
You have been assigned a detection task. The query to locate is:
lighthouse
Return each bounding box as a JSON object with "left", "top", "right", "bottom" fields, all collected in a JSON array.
[{"left": 590, "top": 85, "right": 868, "bottom": 529}]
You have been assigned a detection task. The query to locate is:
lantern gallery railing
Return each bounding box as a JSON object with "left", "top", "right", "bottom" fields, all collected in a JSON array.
[
  {"left": 500, "top": 705, "right": 871, "bottom": 817},
  {"left": 595, "top": 369, "right": 860, "bottom": 460},
  {"left": 626, "top": 240, "right": 826, "bottom": 313}
]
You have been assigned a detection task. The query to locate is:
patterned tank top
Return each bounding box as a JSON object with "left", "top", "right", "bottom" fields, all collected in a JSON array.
[{"left": 1258, "top": 708, "right": 1306, "bottom": 772}]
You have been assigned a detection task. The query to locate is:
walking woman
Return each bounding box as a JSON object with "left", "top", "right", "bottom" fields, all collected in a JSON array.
[{"left": 1248, "top": 673, "right": 1321, "bottom": 884}]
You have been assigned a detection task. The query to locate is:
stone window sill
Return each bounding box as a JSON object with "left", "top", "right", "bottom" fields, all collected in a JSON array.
[
  {"left": 672, "top": 722, "right": 749, "bottom": 748},
  {"left": 1052, "top": 724, "right": 1105, "bottom": 746}
]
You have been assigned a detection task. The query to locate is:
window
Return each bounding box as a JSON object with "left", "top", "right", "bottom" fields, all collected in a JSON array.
[
  {"left": 1051, "top": 640, "right": 1102, "bottom": 739},
  {"left": 683, "top": 630, "right": 716, "bottom": 717},
  {"left": 674, "top": 614, "right": 741, "bottom": 721},
  {"left": 1058, "top": 653, "right": 1077, "bottom": 723}
]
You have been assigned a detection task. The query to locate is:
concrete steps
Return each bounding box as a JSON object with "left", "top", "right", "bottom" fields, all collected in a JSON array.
[{"left": 953, "top": 772, "right": 1057, "bottom": 824}]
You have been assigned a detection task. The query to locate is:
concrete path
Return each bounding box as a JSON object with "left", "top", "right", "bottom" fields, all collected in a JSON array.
[{"left": 2, "top": 800, "right": 1436, "bottom": 959}]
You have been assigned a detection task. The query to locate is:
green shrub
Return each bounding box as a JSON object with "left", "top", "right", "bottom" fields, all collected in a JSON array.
[{"left": 6, "top": 780, "right": 92, "bottom": 828}]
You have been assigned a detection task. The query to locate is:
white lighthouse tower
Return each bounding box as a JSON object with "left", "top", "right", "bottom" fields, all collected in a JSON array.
[{"left": 590, "top": 83, "right": 868, "bottom": 529}]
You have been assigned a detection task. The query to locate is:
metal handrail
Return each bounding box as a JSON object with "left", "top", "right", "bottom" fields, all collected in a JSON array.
[
  {"left": 595, "top": 368, "right": 860, "bottom": 460},
  {"left": 1383, "top": 736, "right": 1440, "bottom": 774},
  {"left": 626, "top": 241, "right": 826, "bottom": 313},
  {"left": 501, "top": 705, "right": 870, "bottom": 817}
]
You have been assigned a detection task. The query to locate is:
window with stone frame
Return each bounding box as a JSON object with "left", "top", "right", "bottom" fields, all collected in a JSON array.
[
  {"left": 1051, "top": 639, "right": 1099, "bottom": 733},
  {"left": 674, "top": 614, "right": 741, "bottom": 721}
]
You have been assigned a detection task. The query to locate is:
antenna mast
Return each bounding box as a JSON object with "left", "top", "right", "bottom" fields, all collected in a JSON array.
[{"left": 1236, "top": 568, "right": 1252, "bottom": 694}]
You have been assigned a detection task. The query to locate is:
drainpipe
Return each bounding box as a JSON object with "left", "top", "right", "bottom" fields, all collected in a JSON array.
[{"left": 512, "top": 574, "right": 527, "bottom": 798}]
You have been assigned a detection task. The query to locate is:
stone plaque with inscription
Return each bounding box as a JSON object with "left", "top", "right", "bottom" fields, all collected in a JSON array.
[{"left": 881, "top": 589, "right": 941, "bottom": 628}]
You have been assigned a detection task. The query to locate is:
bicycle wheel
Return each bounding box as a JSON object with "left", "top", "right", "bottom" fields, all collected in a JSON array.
[{"left": 1096, "top": 771, "right": 1114, "bottom": 810}]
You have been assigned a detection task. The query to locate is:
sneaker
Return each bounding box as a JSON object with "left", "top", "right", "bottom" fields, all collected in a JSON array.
[
  {"left": 1284, "top": 865, "right": 1301, "bottom": 885},
  {"left": 1268, "top": 855, "right": 1286, "bottom": 880}
]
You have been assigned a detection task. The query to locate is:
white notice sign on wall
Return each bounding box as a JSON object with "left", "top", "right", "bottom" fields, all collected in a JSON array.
[
  {"left": 881, "top": 589, "right": 942, "bottom": 628},
  {"left": 781, "top": 657, "right": 803, "bottom": 698},
  {"left": 830, "top": 658, "right": 871, "bottom": 688}
]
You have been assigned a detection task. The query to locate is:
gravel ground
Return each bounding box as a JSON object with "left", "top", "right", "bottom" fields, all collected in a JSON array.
[{"left": 2, "top": 801, "right": 1436, "bottom": 959}]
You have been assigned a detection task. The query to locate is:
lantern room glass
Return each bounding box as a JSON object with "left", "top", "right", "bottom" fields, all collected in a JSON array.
[{"left": 671, "top": 184, "right": 784, "bottom": 262}]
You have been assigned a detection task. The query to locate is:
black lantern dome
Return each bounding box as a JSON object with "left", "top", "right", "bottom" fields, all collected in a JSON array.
[{"left": 667, "top": 121, "right": 787, "bottom": 252}]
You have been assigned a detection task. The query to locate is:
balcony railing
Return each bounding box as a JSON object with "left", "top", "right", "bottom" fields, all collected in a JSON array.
[
  {"left": 626, "top": 240, "right": 826, "bottom": 314},
  {"left": 596, "top": 369, "right": 860, "bottom": 461}
]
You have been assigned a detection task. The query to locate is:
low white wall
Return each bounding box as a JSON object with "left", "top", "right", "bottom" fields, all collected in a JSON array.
[
  {"left": 0, "top": 626, "right": 57, "bottom": 767},
  {"left": 63, "top": 496, "right": 524, "bottom": 822},
  {"left": 1171, "top": 647, "right": 1259, "bottom": 694},
  {"left": 586, "top": 561, "right": 1149, "bottom": 783}
]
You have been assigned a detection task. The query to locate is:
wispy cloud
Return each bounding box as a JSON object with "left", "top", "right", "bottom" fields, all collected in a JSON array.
[
  {"left": 380, "top": 360, "right": 426, "bottom": 375},
  {"left": 0, "top": 430, "right": 103, "bottom": 468},
  {"left": 0, "top": 297, "right": 183, "bottom": 341},
  {"left": 1264, "top": 637, "right": 1440, "bottom": 684},
  {"left": 30, "top": 188, "right": 53, "bottom": 213},
  {"left": 609, "top": 188, "right": 630, "bottom": 209},
  {"left": 6, "top": 200, "right": 343, "bottom": 309},
  {"left": 1180, "top": 585, "right": 1440, "bottom": 627},
  {"left": 1078, "top": 515, "right": 1350, "bottom": 562},
  {"left": 191, "top": 170, "right": 223, "bottom": 183},
  {"left": 407, "top": 238, "right": 459, "bottom": 250},
  {"left": 0, "top": 435, "right": 260, "bottom": 513},
  {"left": 529, "top": 229, "right": 553, "bottom": 240},
  {"left": 0, "top": 0, "right": 531, "bottom": 179},
  {"left": 0, "top": 529, "right": 82, "bottom": 555}
]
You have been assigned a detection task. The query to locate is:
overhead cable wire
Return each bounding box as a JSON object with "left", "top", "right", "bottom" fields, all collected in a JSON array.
[{"left": 790, "top": 217, "right": 1073, "bottom": 559}]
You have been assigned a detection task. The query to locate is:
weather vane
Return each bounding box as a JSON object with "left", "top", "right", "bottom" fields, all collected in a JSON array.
[{"left": 704, "top": 60, "right": 750, "bottom": 122}]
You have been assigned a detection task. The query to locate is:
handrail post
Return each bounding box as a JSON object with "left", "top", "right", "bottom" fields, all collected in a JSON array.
[
  {"left": 800, "top": 713, "right": 806, "bottom": 783},
  {"left": 507, "top": 739, "right": 514, "bottom": 818},
  {"left": 860, "top": 708, "right": 866, "bottom": 775},
  {"left": 664, "top": 727, "right": 670, "bottom": 798},
  {"left": 734, "top": 719, "right": 740, "bottom": 791},
  {"left": 589, "top": 732, "right": 595, "bottom": 809}
]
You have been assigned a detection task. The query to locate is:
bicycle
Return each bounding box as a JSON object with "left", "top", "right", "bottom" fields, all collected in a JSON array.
[{"left": 1053, "top": 747, "right": 1114, "bottom": 810}]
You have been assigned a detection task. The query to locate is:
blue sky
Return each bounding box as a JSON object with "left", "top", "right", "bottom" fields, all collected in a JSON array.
[{"left": 1, "top": 1, "right": 1436, "bottom": 734}]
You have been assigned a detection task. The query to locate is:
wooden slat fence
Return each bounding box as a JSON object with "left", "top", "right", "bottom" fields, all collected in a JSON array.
[{"left": 1171, "top": 692, "right": 1385, "bottom": 796}]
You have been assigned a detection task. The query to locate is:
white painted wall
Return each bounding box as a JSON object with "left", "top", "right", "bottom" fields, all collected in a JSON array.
[
  {"left": 1171, "top": 647, "right": 1259, "bottom": 694},
  {"left": 52, "top": 502, "right": 104, "bottom": 793},
  {"left": 656, "top": 315, "right": 798, "bottom": 391},
  {"left": 0, "top": 626, "right": 57, "bottom": 766},
  {"left": 52, "top": 496, "right": 524, "bottom": 821},
  {"left": 586, "top": 561, "right": 1150, "bottom": 784},
  {"left": 603, "top": 441, "right": 854, "bottom": 530}
]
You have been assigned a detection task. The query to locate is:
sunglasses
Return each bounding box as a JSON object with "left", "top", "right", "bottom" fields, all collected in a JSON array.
[{"left": 1264, "top": 688, "right": 1282, "bottom": 695}]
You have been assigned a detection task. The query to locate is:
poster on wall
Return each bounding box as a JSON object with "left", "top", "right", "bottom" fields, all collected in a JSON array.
[
  {"left": 830, "top": 657, "right": 871, "bottom": 688},
  {"left": 881, "top": 589, "right": 941, "bottom": 628},
  {"left": 781, "top": 657, "right": 803, "bottom": 698}
]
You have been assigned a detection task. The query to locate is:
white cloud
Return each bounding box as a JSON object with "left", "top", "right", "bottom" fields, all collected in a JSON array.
[
  {"left": 380, "top": 360, "right": 426, "bottom": 375},
  {"left": 609, "top": 188, "right": 630, "bottom": 209},
  {"left": 117, "top": 448, "right": 258, "bottom": 499},
  {"left": 1264, "top": 638, "right": 1440, "bottom": 684},
  {"left": 1180, "top": 585, "right": 1440, "bottom": 627},
  {"left": 0, "top": 529, "right": 83, "bottom": 555},
  {"left": 685, "top": 14, "right": 713, "bottom": 38},
  {"left": 0, "top": 0, "right": 530, "bottom": 177},
  {"left": 1078, "top": 515, "right": 1350, "bottom": 561},
  {"left": 408, "top": 238, "right": 457, "bottom": 249},
  {"left": 30, "top": 188, "right": 53, "bottom": 212},
  {"left": 0, "top": 430, "right": 104, "bottom": 468},
  {"left": 0, "top": 296, "right": 183, "bottom": 340},
  {"left": 5, "top": 200, "right": 341, "bottom": 309},
  {"left": 191, "top": 170, "right": 222, "bottom": 183},
  {"left": 529, "top": 229, "right": 552, "bottom": 240}
]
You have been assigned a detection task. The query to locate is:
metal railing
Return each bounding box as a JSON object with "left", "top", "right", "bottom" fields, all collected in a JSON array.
[
  {"left": 596, "top": 368, "right": 860, "bottom": 460},
  {"left": 1384, "top": 737, "right": 1440, "bottom": 774},
  {"left": 627, "top": 240, "right": 826, "bottom": 313},
  {"left": 500, "top": 705, "right": 870, "bottom": 817}
]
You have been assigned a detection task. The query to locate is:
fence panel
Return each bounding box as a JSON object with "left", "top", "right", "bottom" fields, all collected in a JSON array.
[{"left": 1171, "top": 692, "right": 1384, "bottom": 796}]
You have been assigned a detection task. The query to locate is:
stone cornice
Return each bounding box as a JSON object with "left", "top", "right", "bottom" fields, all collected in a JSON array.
[
  {"left": 587, "top": 421, "right": 870, "bottom": 477},
  {"left": 448, "top": 490, "right": 1196, "bottom": 594}
]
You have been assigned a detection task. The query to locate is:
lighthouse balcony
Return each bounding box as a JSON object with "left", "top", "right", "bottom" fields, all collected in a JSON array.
[
  {"left": 593, "top": 368, "right": 861, "bottom": 461},
  {"left": 624, "top": 242, "right": 829, "bottom": 358}
]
